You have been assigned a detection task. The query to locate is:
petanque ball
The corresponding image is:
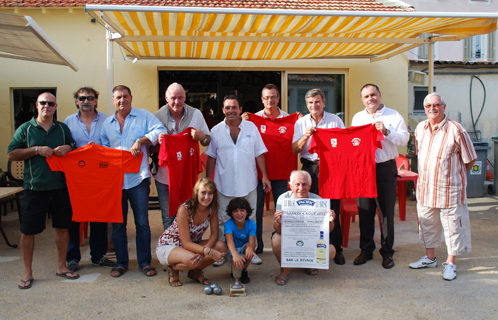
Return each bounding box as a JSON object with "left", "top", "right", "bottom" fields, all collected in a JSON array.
[
  {"left": 212, "top": 286, "right": 222, "bottom": 295},
  {"left": 210, "top": 283, "right": 219, "bottom": 289},
  {"left": 203, "top": 285, "right": 213, "bottom": 295}
]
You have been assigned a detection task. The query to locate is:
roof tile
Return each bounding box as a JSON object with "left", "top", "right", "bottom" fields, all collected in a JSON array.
[{"left": 0, "top": 0, "right": 414, "bottom": 11}]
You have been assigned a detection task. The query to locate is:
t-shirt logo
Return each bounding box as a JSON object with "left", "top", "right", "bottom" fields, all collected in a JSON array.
[
  {"left": 330, "top": 138, "right": 337, "bottom": 148},
  {"left": 177, "top": 151, "right": 182, "bottom": 161},
  {"left": 260, "top": 125, "right": 266, "bottom": 133},
  {"left": 78, "top": 160, "right": 86, "bottom": 167},
  {"left": 278, "top": 126, "right": 287, "bottom": 134},
  {"left": 351, "top": 138, "right": 361, "bottom": 146},
  {"left": 189, "top": 148, "right": 195, "bottom": 156},
  {"left": 99, "top": 162, "right": 108, "bottom": 168}
]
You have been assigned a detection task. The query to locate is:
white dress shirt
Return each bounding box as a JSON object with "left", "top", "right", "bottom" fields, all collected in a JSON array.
[
  {"left": 351, "top": 104, "right": 409, "bottom": 163},
  {"left": 255, "top": 108, "right": 289, "bottom": 118},
  {"left": 205, "top": 119, "right": 268, "bottom": 197},
  {"left": 293, "top": 111, "right": 345, "bottom": 161}
]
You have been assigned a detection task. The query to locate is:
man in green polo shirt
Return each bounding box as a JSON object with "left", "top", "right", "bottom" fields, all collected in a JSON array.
[{"left": 8, "top": 92, "right": 78, "bottom": 289}]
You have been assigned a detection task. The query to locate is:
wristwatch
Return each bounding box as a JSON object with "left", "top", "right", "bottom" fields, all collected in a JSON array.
[
  {"left": 202, "top": 136, "right": 209, "bottom": 144},
  {"left": 135, "top": 138, "right": 141, "bottom": 144},
  {"left": 385, "top": 129, "right": 390, "bottom": 136}
]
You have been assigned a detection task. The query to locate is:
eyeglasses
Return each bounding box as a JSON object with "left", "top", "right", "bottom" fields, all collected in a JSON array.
[
  {"left": 37, "top": 101, "right": 56, "bottom": 107},
  {"left": 78, "top": 96, "right": 95, "bottom": 101},
  {"left": 262, "top": 96, "right": 278, "bottom": 101},
  {"left": 424, "top": 102, "right": 443, "bottom": 108}
]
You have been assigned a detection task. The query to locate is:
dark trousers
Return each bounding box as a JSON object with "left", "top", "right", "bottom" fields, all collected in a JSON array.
[
  {"left": 67, "top": 222, "right": 108, "bottom": 263},
  {"left": 301, "top": 161, "right": 343, "bottom": 254},
  {"left": 357, "top": 160, "right": 397, "bottom": 257}
]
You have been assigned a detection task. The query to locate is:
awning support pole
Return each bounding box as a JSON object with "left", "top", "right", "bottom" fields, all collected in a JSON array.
[
  {"left": 106, "top": 28, "right": 114, "bottom": 115},
  {"left": 428, "top": 35, "right": 434, "bottom": 93}
]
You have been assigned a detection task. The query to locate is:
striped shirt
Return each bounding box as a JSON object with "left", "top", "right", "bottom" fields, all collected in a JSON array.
[{"left": 415, "top": 116, "right": 476, "bottom": 208}]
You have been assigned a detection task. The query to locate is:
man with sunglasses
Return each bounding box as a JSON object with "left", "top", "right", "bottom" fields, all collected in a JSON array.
[
  {"left": 63, "top": 87, "right": 115, "bottom": 272},
  {"left": 410, "top": 93, "right": 476, "bottom": 281},
  {"left": 8, "top": 92, "right": 78, "bottom": 289}
]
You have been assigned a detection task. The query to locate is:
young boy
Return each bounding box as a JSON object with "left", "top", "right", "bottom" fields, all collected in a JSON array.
[{"left": 224, "top": 197, "right": 257, "bottom": 284}]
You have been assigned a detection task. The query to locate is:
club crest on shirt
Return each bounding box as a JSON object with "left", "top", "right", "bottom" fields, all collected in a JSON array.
[
  {"left": 260, "top": 125, "right": 266, "bottom": 133},
  {"left": 189, "top": 148, "right": 195, "bottom": 156},
  {"left": 177, "top": 151, "right": 182, "bottom": 161},
  {"left": 78, "top": 160, "right": 86, "bottom": 167},
  {"left": 351, "top": 138, "right": 361, "bottom": 146},
  {"left": 330, "top": 138, "right": 337, "bottom": 148},
  {"left": 279, "top": 126, "right": 287, "bottom": 134}
]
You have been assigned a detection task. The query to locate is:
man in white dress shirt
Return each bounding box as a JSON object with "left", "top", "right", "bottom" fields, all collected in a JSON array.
[
  {"left": 351, "top": 83, "right": 409, "bottom": 269},
  {"left": 205, "top": 95, "right": 271, "bottom": 253},
  {"left": 291, "top": 88, "right": 346, "bottom": 265}
]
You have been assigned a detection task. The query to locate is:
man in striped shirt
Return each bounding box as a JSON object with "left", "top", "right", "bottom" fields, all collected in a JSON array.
[{"left": 409, "top": 92, "right": 477, "bottom": 281}]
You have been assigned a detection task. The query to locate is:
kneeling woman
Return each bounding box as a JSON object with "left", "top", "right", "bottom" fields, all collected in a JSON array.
[{"left": 156, "top": 178, "right": 227, "bottom": 287}]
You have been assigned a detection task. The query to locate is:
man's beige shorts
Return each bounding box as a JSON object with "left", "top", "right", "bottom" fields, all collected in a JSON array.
[{"left": 417, "top": 203, "right": 472, "bottom": 256}]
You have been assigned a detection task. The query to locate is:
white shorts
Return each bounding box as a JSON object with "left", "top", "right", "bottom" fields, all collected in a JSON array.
[
  {"left": 417, "top": 203, "right": 472, "bottom": 256},
  {"left": 156, "top": 245, "right": 177, "bottom": 266}
]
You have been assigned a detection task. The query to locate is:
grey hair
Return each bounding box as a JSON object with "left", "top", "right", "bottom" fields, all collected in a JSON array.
[
  {"left": 289, "top": 170, "right": 312, "bottom": 186},
  {"left": 166, "top": 82, "right": 186, "bottom": 96},
  {"left": 305, "top": 88, "right": 325, "bottom": 102},
  {"left": 423, "top": 92, "right": 446, "bottom": 106}
]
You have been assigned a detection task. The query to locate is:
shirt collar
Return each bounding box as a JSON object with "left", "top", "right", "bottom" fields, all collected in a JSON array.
[
  {"left": 168, "top": 107, "right": 186, "bottom": 122},
  {"left": 110, "top": 107, "right": 136, "bottom": 122},
  {"left": 424, "top": 115, "right": 447, "bottom": 132}
]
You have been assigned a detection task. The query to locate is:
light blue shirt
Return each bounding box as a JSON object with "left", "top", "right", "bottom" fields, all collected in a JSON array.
[
  {"left": 64, "top": 111, "right": 108, "bottom": 147},
  {"left": 101, "top": 107, "right": 166, "bottom": 189}
]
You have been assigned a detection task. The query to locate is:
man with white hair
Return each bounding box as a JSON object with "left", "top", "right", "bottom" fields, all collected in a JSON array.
[
  {"left": 409, "top": 92, "right": 476, "bottom": 281},
  {"left": 271, "top": 170, "right": 336, "bottom": 285}
]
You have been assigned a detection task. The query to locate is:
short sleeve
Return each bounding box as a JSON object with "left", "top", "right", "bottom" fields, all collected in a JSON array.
[
  {"left": 46, "top": 155, "right": 64, "bottom": 172},
  {"left": 121, "top": 149, "right": 143, "bottom": 174},
  {"left": 248, "top": 220, "right": 257, "bottom": 236},
  {"left": 224, "top": 219, "right": 234, "bottom": 235}
]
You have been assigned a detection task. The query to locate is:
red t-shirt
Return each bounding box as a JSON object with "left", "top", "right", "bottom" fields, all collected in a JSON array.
[
  {"left": 248, "top": 113, "right": 299, "bottom": 180},
  {"left": 158, "top": 127, "right": 203, "bottom": 217},
  {"left": 47, "top": 144, "right": 142, "bottom": 222},
  {"left": 308, "top": 124, "right": 384, "bottom": 199}
]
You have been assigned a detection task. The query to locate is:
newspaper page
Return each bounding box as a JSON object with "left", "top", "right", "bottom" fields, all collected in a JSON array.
[{"left": 280, "top": 198, "right": 330, "bottom": 269}]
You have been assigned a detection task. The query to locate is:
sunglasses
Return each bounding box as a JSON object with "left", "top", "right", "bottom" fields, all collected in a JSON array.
[
  {"left": 78, "top": 96, "right": 95, "bottom": 101},
  {"left": 38, "top": 101, "right": 56, "bottom": 107}
]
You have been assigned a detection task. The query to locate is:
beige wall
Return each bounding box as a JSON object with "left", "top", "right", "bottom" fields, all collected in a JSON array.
[{"left": 0, "top": 8, "right": 409, "bottom": 171}]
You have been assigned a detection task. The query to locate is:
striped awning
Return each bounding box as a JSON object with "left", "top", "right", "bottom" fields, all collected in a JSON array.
[
  {"left": 0, "top": 12, "right": 78, "bottom": 71},
  {"left": 86, "top": 5, "right": 498, "bottom": 62}
]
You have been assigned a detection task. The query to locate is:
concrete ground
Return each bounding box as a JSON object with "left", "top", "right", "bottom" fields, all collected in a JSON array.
[{"left": 1, "top": 192, "right": 498, "bottom": 319}]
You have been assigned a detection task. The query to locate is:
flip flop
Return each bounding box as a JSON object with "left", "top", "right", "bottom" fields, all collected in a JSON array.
[
  {"left": 56, "top": 271, "right": 80, "bottom": 280},
  {"left": 141, "top": 266, "right": 157, "bottom": 277},
  {"left": 305, "top": 268, "right": 318, "bottom": 276},
  {"left": 18, "top": 278, "right": 34, "bottom": 289},
  {"left": 111, "top": 267, "right": 127, "bottom": 278},
  {"left": 275, "top": 274, "right": 290, "bottom": 285}
]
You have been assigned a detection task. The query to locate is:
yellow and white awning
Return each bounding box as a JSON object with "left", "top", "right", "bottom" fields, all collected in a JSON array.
[
  {"left": 86, "top": 5, "right": 498, "bottom": 62},
  {"left": 0, "top": 12, "right": 78, "bottom": 71}
]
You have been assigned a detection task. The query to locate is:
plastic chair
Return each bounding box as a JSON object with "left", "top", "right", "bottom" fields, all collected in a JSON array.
[
  {"left": 395, "top": 154, "right": 409, "bottom": 170},
  {"left": 340, "top": 199, "right": 381, "bottom": 248}
]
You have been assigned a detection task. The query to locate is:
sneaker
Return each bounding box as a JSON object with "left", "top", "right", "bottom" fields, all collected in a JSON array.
[
  {"left": 240, "top": 269, "right": 250, "bottom": 284},
  {"left": 213, "top": 259, "right": 224, "bottom": 267},
  {"left": 67, "top": 260, "right": 79, "bottom": 272},
  {"left": 251, "top": 254, "right": 262, "bottom": 265},
  {"left": 409, "top": 255, "right": 437, "bottom": 269},
  {"left": 442, "top": 262, "right": 457, "bottom": 281},
  {"left": 92, "top": 257, "right": 116, "bottom": 268}
]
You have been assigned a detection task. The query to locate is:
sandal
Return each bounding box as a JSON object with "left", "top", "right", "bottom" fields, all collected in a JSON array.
[
  {"left": 275, "top": 274, "right": 290, "bottom": 285},
  {"left": 305, "top": 268, "right": 318, "bottom": 276},
  {"left": 166, "top": 266, "right": 182, "bottom": 287},
  {"left": 187, "top": 268, "right": 211, "bottom": 285},
  {"left": 140, "top": 266, "right": 157, "bottom": 277},
  {"left": 18, "top": 278, "right": 34, "bottom": 289},
  {"left": 111, "top": 266, "right": 127, "bottom": 278}
]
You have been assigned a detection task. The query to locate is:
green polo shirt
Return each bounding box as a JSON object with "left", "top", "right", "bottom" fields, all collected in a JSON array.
[{"left": 8, "top": 118, "right": 74, "bottom": 191}]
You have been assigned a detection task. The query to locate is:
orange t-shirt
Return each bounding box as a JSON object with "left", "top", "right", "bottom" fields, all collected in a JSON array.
[{"left": 47, "top": 144, "right": 143, "bottom": 222}]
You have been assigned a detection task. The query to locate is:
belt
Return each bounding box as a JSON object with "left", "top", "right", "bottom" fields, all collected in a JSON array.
[
  {"left": 377, "top": 159, "right": 395, "bottom": 166},
  {"left": 300, "top": 158, "right": 319, "bottom": 166}
]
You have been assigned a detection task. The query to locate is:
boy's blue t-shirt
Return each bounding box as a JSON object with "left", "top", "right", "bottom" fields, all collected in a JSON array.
[{"left": 224, "top": 218, "right": 257, "bottom": 251}]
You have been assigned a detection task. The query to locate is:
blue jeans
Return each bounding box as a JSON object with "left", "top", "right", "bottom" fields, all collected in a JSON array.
[
  {"left": 67, "top": 222, "right": 108, "bottom": 263},
  {"left": 256, "top": 179, "right": 288, "bottom": 252},
  {"left": 155, "top": 180, "right": 174, "bottom": 230},
  {"left": 112, "top": 178, "right": 151, "bottom": 269}
]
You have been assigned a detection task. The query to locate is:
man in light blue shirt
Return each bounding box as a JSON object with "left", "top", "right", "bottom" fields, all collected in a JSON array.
[
  {"left": 101, "top": 85, "right": 166, "bottom": 278},
  {"left": 64, "top": 87, "right": 115, "bottom": 272}
]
